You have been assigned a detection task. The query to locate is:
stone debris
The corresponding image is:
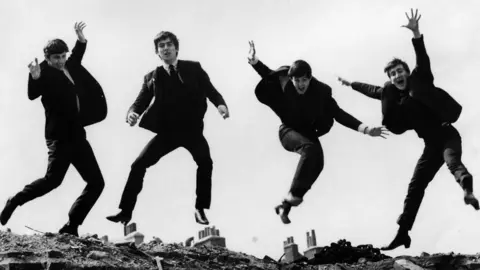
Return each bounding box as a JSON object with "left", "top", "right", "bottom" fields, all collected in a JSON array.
[
  {"left": 309, "top": 239, "right": 391, "bottom": 265},
  {"left": 1, "top": 230, "right": 480, "bottom": 269}
]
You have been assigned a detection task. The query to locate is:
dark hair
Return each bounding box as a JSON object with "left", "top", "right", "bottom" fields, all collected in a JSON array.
[
  {"left": 288, "top": 60, "right": 312, "bottom": 78},
  {"left": 384, "top": 58, "right": 410, "bottom": 77},
  {"left": 43, "top": 39, "right": 69, "bottom": 58},
  {"left": 153, "top": 31, "right": 179, "bottom": 53}
]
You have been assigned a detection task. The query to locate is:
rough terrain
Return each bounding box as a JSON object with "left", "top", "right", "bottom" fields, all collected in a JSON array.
[{"left": 1, "top": 230, "right": 480, "bottom": 269}]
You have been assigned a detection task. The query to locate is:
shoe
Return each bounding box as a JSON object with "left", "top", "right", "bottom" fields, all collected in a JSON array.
[
  {"left": 194, "top": 209, "right": 209, "bottom": 225},
  {"left": 58, "top": 222, "right": 79, "bottom": 237},
  {"left": 381, "top": 231, "right": 411, "bottom": 251},
  {"left": 464, "top": 192, "right": 480, "bottom": 210},
  {"left": 0, "top": 197, "right": 18, "bottom": 226},
  {"left": 274, "top": 201, "right": 291, "bottom": 224},
  {"left": 106, "top": 210, "right": 132, "bottom": 225}
]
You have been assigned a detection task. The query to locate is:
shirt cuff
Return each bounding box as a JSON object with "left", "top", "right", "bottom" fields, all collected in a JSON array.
[{"left": 357, "top": 123, "right": 368, "bottom": 134}]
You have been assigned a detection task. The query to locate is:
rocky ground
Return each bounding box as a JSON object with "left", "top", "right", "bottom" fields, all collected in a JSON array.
[{"left": 1, "top": 230, "right": 480, "bottom": 269}]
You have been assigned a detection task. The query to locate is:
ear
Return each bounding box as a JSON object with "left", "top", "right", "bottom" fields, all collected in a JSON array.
[{"left": 44, "top": 55, "right": 51, "bottom": 64}]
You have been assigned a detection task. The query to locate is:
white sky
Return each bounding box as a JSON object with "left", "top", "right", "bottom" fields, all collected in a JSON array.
[{"left": 1, "top": 0, "right": 480, "bottom": 260}]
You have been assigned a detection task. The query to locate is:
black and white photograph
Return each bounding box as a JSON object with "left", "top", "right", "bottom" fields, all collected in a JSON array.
[{"left": 0, "top": 0, "right": 479, "bottom": 269}]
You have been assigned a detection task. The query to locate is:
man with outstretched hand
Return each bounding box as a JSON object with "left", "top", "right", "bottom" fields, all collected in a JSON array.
[
  {"left": 0, "top": 22, "right": 107, "bottom": 237},
  {"left": 106, "top": 31, "right": 229, "bottom": 226},
  {"left": 338, "top": 9, "right": 478, "bottom": 251},
  {"left": 248, "top": 41, "right": 388, "bottom": 224}
]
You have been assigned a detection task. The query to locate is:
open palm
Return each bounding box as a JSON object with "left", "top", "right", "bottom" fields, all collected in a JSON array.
[{"left": 402, "top": 8, "right": 421, "bottom": 32}]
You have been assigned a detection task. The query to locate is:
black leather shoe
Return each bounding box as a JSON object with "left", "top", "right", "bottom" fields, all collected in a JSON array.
[
  {"left": 195, "top": 209, "right": 209, "bottom": 225},
  {"left": 106, "top": 211, "right": 132, "bottom": 225},
  {"left": 464, "top": 192, "right": 480, "bottom": 210},
  {"left": 381, "top": 231, "right": 411, "bottom": 251},
  {"left": 58, "top": 223, "right": 79, "bottom": 237},
  {"left": 0, "top": 197, "right": 18, "bottom": 226},
  {"left": 274, "top": 201, "right": 292, "bottom": 224}
]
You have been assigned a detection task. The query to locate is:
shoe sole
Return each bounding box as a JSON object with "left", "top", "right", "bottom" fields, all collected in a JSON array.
[{"left": 106, "top": 216, "right": 131, "bottom": 225}]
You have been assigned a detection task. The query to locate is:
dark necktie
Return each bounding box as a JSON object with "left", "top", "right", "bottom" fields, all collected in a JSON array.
[
  {"left": 169, "top": 64, "right": 182, "bottom": 85},
  {"left": 169, "top": 64, "right": 176, "bottom": 76}
]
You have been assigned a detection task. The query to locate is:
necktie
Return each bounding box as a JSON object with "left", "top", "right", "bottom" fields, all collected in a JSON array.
[
  {"left": 169, "top": 64, "right": 176, "bottom": 76},
  {"left": 169, "top": 64, "right": 182, "bottom": 84}
]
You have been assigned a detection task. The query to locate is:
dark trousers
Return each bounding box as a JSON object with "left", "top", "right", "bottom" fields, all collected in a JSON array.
[
  {"left": 119, "top": 131, "right": 213, "bottom": 213},
  {"left": 397, "top": 125, "right": 472, "bottom": 230},
  {"left": 279, "top": 125, "right": 324, "bottom": 199},
  {"left": 13, "top": 138, "right": 105, "bottom": 225}
]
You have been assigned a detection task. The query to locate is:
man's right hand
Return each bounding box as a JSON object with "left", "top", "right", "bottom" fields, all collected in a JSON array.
[
  {"left": 126, "top": 111, "right": 140, "bottom": 126},
  {"left": 247, "top": 40, "right": 258, "bottom": 65},
  {"left": 337, "top": 76, "right": 351, "bottom": 87},
  {"left": 28, "top": 58, "right": 41, "bottom": 79}
]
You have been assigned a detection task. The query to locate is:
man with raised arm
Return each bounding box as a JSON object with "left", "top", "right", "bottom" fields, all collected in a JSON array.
[
  {"left": 106, "top": 31, "right": 229, "bottom": 226},
  {"left": 247, "top": 41, "right": 388, "bottom": 224},
  {"left": 0, "top": 22, "right": 107, "bottom": 236},
  {"left": 338, "top": 9, "right": 478, "bottom": 251}
]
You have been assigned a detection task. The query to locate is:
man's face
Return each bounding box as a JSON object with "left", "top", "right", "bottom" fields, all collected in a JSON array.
[
  {"left": 388, "top": 64, "right": 409, "bottom": 90},
  {"left": 46, "top": 52, "right": 67, "bottom": 70},
  {"left": 291, "top": 75, "right": 311, "bottom": 94},
  {"left": 156, "top": 38, "right": 178, "bottom": 63}
]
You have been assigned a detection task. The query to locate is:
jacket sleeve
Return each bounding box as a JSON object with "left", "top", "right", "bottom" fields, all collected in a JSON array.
[
  {"left": 350, "top": 82, "right": 383, "bottom": 100},
  {"left": 251, "top": 60, "right": 274, "bottom": 79},
  {"left": 68, "top": 40, "right": 87, "bottom": 65},
  {"left": 28, "top": 73, "right": 45, "bottom": 100},
  {"left": 412, "top": 35, "right": 434, "bottom": 83},
  {"left": 330, "top": 97, "right": 362, "bottom": 131},
  {"left": 128, "top": 74, "right": 154, "bottom": 116},
  {"left": 197, "top": 63, "right": 227, "bottom": 108}
]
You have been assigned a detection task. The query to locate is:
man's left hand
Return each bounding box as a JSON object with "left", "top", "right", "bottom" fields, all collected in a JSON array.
[
  {"left": 367, "top": 126, "right": 390, "bottom": 139},
  {"left": 74, "top": 21, "right": 87, "bottom": 43},
  {"left": 217, "top": 105, "right": 229, "bottom": 119},
  {"left": 402, "top": 8, "right": 421, "bottom": 38}
]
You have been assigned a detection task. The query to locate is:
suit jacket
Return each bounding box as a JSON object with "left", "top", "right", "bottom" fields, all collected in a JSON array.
[
  {"left": 128, "top": 60, "right": 227, "bottom": 134},
  {"left": 351, "top": 35, "right": 462, "bottom": 134},
  {"left": 28, "top": 40, "right": 107, "bottom": 140},
  {"left": 252, "top": 60, "right": 362, "bottom": 138}
]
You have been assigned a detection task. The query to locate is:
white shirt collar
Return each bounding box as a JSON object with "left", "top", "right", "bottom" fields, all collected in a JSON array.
[{"left": 162, "top": 59, "right": 178, "bottom": 74}]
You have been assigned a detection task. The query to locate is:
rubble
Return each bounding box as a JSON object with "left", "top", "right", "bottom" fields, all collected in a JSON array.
[
  {"left": 309, "top": 239, "right": 391, "bottom": 265},
  {"left": 1, "top": 230, "right": 480, "bottom": 269}
]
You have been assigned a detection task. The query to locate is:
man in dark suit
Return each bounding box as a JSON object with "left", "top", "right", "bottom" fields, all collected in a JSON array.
[
  {"left": 338, "top": 9, "right": 478, "bottom": 251},
  {"left": 247, "top": 41, "right": 388, "bottom": 224},
  {"left": 106, "top": 31, "right": 229, "bottom": 226},
  {"left": 0, "top": 22, "right": 107, "bottom": 236}
]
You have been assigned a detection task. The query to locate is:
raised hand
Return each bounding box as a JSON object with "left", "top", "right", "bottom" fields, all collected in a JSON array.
[
  {"left": 217, "top": 105, "right": 230, "bottom": 119},
  {"left": 402, "top": 9, "right": 421, "bottom": 37},
  {"left": 74, "top": 21, "right": 87, "bottom": 43},
  {"left": 367, "top": 126, "right": 390, "bottom": 139},
  {"left": 247, "top": 40, "right": 257, "bottom": 64},
  {"left": 28, "top": 58, "right": 41, "bottom": 79},
  {"left": 337, "top": 76, "right": 351, "bottom": 87}
]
